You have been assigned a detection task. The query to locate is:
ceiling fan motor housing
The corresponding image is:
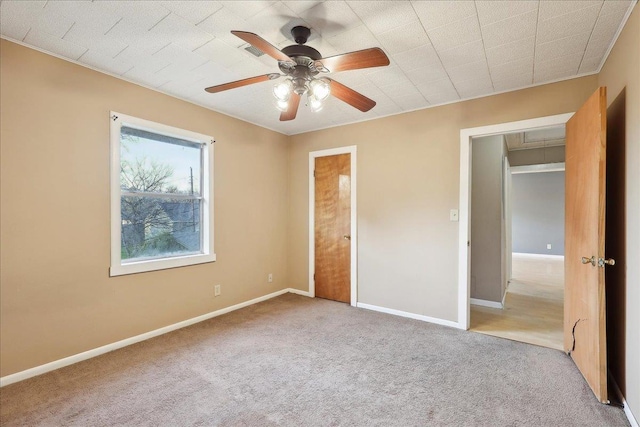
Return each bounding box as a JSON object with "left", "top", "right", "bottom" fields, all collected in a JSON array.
[
  {"left": 281, "top": 45, "right": 322, "bottom": 61},
  {"left": 279, "top": 45, "right": 322, "bottom": 83}
]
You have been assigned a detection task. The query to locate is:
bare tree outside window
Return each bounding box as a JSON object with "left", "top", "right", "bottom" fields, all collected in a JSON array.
[{"left": 120, "top": 130, "right": 202, "bottom": 261}]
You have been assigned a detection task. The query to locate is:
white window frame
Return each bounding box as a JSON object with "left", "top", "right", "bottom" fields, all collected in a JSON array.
[{"left": 109, "top": 111, "right": 215, "bottom": 276}]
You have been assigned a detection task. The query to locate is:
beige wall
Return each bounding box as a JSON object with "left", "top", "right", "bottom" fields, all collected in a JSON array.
[
  {"left": 598, "top": 5, "right": 640, "bottom": 419},
  {"left": 289, "top": 75, "right": 598, "bottom": 322},
  {"left": 470, "top": 135, "right": 505, "bottom": 303},
  {"left": 0, "top": 40, "right": 290, "bottom": 376}
]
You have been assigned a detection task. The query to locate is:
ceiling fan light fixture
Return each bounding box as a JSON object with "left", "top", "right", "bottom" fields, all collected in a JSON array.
[
  {"left": 205, "top": 28, "right": 390, "bottom": 121},
  {"left": 292, "top": 77, "right": 308, "bottom": 96},
  {"left": 274, "top": 99, "right": 290, "bottom": 112},
  {"left": 308, "top": 93, "right": 325, "bottom": 112},
  {"left": 310, "top": 78, "right": 331, "bottom": 101},
  {"left": 273, "top": 80, "right": 293, "bottom": 101}
]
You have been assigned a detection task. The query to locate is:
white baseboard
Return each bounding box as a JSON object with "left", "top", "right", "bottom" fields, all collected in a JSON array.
[
  {"left": 0, "top": 288, "right": 301, "bottom": 387},
  {"left": 0, "top": 289, "right": 474, "bottom": 387},
  {"left": 470, "top": 298, "right": 504, "bottom": 309},
  {"left": 288, "top": 288, "right": 312, "bottom": 297},
  {"left": 356, "top": 302, "right": 462, "bottom": 329},
  {"left": 512, "top": 252, "right": 565, "bottom": 260},
  {"left": 610, "top": 376, "right": 639, "bottom": 427},
  {"left": 626, "top": 401, "right": 639, "bottom": 427}
]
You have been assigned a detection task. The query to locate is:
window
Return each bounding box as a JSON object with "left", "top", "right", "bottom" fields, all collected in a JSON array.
[{"left": 110, "top": 112, "right": 215, "bottom": 276}]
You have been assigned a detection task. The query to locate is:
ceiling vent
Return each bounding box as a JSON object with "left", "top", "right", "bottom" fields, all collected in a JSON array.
[{"left": 242, "top": 44, "right": 265, "bottom": 57}]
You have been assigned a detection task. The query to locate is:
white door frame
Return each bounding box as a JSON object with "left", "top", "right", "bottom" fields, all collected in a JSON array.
[
  {"left": 458, "top": 113, "right": 573, "bottom": 329},
  {"left": 309, "top": 146, "right": 358, "bottom": 307},
  {"left": 503, "top": 154, "right": 512, "bottom": 306}
]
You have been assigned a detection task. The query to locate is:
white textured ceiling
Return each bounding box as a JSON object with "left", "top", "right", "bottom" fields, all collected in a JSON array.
[{"left": 0, "top": 0, "right": 636, "bottom": 135}]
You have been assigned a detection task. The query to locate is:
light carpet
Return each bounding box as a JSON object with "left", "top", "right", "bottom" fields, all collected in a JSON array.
[{"left": 0, "top": 294, "right": 629, "bottom": 426}]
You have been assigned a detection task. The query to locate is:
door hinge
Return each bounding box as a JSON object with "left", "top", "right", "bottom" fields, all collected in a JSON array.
[
  {"left": 313, "top": 273, "right": 315, "bottom": 281},
  {"left": 313, "top": 170, "right": 316, "bottom": 178}
]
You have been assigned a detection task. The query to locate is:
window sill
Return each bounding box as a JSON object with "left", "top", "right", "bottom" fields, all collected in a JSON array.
[{"left": 110, "top": 253, "right": 216, "bottom": 277}]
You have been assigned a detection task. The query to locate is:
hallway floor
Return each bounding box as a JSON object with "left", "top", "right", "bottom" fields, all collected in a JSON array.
[{"left": 470, "top": 253, "right": 564, "bottom": 350}]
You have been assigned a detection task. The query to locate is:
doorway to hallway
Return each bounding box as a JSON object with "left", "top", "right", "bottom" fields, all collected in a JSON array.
[
  {"left": 468, "top": 125, "right": 567, "bottom": 351},
  {"left": 471, "top": 253, "right": 564, "bottom": 350}
]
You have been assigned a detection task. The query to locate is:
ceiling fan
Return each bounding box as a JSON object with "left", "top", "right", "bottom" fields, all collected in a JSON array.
[{"left": 204, "top": 26, "right": 390, "bottom": 121}]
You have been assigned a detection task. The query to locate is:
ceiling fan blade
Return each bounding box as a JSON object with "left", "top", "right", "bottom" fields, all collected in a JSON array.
[
  {"left": 316, "top": 48, "right": 390, "bottom": 73},
  {"left": 280, "top": 93, "right": 301, "bottom": 121},
  {"left": 327, "top": 79, "right": 376, "bottom": 112},
  {"left": 205, "top": 73, "right": 280, "bottom": 93},
  {"left": 231, "top": 30, "right": 294, "bottom": 63}
]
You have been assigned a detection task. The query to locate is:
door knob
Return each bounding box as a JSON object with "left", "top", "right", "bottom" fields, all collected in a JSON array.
[
  {"left": 598, "top": 258, "right": 615, "bottom": 267},
  {"left": 582, "top": 256, "right": 615, "bottom": 267},
  {"left": 343, "top": 235, "right": 351, "bottom": 240},
  {"left": 581, "top": 256, "right": 596, "bottom": 266}
]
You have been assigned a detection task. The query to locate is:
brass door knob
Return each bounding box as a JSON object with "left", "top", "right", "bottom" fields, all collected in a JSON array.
[
  {"left": 343, "top": 235, "right": 351, "bottom": 240},
  {"left": 598, "top": 258, "right": 615, "bottom": 267}
]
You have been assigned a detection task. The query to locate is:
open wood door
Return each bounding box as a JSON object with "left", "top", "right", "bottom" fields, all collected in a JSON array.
[{"left": 565, "top": 87, "right": 612, "bottom": 403}]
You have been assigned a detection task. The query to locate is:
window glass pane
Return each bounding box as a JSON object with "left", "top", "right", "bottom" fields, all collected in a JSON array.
[
  {"left": 120, "top": 126, "right": 201, "bottom": 195},
  {"left": 121, "top": 196, "right": 201, "bottom": 261}
]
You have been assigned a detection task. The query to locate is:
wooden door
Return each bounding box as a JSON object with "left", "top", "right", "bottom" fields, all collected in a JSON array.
[
  {"left": 565, "top": 87, "right": 610, "bottom": 403},
  {"left": 315, "top": 154, "right": 351, "bottom": 303}
]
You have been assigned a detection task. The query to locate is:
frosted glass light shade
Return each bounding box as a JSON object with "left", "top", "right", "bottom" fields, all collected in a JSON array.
[
  {"left": 310, "top": 78, "right": 330, "bottom": 101},
  {"left": 274, "top": 99, "right": 289, "bottom": 111},
  {"left": 273, "top": 80, "right": 293, "bottom": 101},
  {"left": 308, "top": 94, "right": 324, "bottom": 112}
]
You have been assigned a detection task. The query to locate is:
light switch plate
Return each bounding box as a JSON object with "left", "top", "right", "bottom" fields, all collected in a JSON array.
[{"left": 450, "top": 209, "right": 459, "bottom": 222}]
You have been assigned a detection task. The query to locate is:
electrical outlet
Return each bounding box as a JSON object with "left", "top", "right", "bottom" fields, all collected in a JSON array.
[
  {"left": 214, "top": 285, "right": 221, "bottom": 297},
  {"left": 268, "top": 273, "right": 273, "bottom": 283},
  {"left": 547, "top": 244, "right": 552, "bottom": 250}
]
